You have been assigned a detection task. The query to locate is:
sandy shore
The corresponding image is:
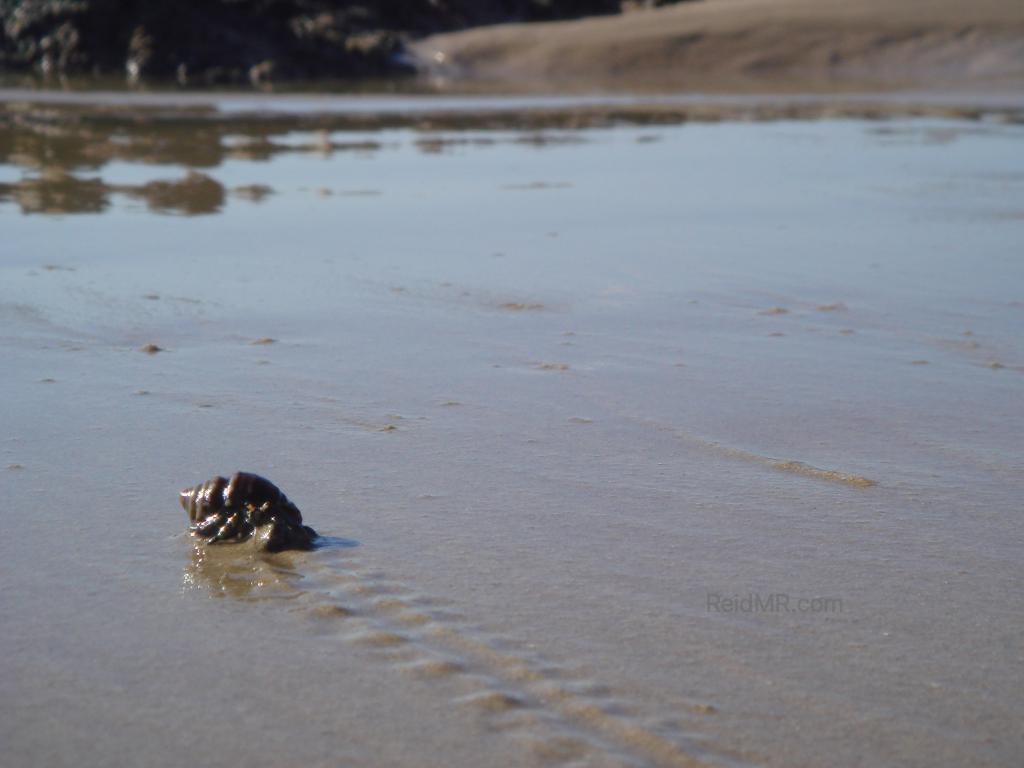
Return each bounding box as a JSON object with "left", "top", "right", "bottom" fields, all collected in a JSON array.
[
  {"left": 1, "top": 98, "right": 1022, "bottom": 767},
  {"left": 410, "top": 0, "right": 1024, "bottom": 92}
]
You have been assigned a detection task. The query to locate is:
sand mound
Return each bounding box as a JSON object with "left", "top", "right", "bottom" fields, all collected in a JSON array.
[{"left": 411, "top": 0, "right": 1024, "bottom": 91}]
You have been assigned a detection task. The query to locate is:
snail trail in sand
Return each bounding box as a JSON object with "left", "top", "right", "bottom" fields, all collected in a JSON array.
[{"left": 180, "top": 472, "right": 317, "bottom": 553}]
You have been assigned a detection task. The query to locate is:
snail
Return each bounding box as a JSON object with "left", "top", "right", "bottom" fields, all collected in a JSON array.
[{"left": 180, "top": 472, "right": 318, "bottom": 552}]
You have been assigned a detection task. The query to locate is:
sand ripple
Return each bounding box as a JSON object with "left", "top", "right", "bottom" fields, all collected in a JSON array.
[{"left": 188, "top": 543, "right": 731, "bottom": 768}]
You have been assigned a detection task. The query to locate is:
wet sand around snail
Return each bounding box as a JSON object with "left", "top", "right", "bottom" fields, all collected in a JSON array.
[{"left": 1, "top": 97, "right": 1023, "bottom": 768}]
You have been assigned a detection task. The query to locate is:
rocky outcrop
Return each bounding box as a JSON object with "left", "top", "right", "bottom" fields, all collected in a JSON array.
[{"left": 0, "top": 0, "right": 625, "bottom": 83}]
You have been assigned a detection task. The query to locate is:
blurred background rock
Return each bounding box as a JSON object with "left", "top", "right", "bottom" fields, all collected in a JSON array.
[{"left": 0, "top": 0, "right": 694, "bottom": 84}]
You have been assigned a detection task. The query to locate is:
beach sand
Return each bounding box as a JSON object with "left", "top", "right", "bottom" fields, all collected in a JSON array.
[
  {"left": 1, "top": 92, "right": 1023, "bottom": 768},
  {"left": 411, "top": 0, "right": 1024, "bottom": 92}
]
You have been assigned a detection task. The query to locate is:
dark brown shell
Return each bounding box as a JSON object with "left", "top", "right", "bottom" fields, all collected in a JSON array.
[
  {"left": 179, "top": 475, "right": 228, "bottom": 523},
  {"left": 179, "top": 472, "right": 316, "bottom": 552}
]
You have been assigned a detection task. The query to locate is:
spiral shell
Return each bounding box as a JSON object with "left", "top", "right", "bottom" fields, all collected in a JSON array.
[{"left": 179, "top": 472, "right": 316, "bottom": 552}]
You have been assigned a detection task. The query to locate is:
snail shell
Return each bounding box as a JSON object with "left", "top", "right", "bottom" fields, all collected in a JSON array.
[
  {"left": 179, "top": 472, "right": 315, "bottom": 552},
  {"left": 179, "top": 472, "right": 302, "bottom": 525}
]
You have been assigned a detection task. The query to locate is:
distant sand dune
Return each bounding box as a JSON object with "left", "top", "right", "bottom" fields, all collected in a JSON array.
[{"left": 411, "top": 0, "right": 1024, "bottom": 91}]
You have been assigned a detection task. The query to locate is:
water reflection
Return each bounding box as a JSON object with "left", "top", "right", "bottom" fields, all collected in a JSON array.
[
  {"left": 0, "top": 168, "right": 229, "bottom": 215},
  {"left": 183, "top": 536, "right": 358, "bottom": 601},
  {"left": 0, "top": 114, "right": 342, "bottom": 214},
  {"left": 233, "top": 183, "right": 274, "bottom": 202},
  {"left": 6, "top": 169, "right": 108, "bottom": 214},
  {"left": 0, "top": 104, "right": 592, "bottom": 215},
  {"left": 183, "top": 541, "right": 305, "bottom": 601},
  {"left": 141, "top": 171, "right": 226, "bottom": 215}
]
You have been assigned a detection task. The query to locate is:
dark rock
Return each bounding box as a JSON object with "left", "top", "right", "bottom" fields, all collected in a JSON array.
[{"left": 0, "top": 0, "right": 632, "bottom": 83}]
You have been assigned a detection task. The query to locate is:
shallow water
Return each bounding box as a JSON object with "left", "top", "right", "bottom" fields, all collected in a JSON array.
[{"left": 1, "top": 105, "right": 1023, "bottom": 768}]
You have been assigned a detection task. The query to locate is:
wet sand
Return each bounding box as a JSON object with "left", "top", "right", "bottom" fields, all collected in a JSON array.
[
  {"left": 412, "top": 0, "right": 1024, "bottom": 92},
  {"left": 1, "top": 100, "right": 1023, "bottom": 768}
]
